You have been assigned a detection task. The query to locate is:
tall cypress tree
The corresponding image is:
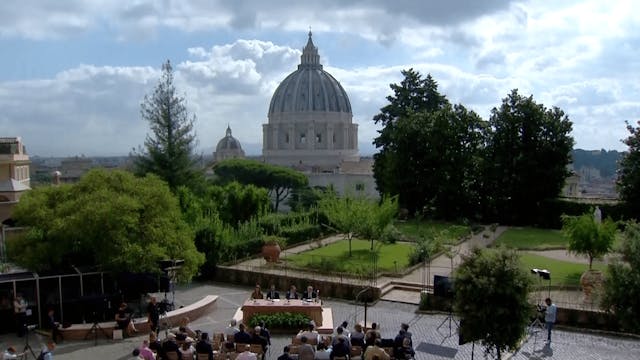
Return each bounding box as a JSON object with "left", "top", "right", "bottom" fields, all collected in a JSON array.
[
  {"left": 617, "top": 121, "right": 640, "bottom": 217},
  {"left": 134, "top": 60, "right": 202, "bottom": 191}
]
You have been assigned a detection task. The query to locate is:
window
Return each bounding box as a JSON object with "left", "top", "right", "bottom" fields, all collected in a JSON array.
[
  {"left": 285, "top": 133, "right": 289, "bottom": 144},
  {"left": 300, "top": 133, "right": 306, "bottom": 144},
  {"left": 316, "top": 134, "right": 322, "bottom": 143},
  {"left": 356, "top": 183, "right": 365, "bottom": 191}
]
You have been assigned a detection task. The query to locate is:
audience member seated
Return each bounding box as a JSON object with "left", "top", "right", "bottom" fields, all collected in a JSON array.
[
  {"left": 337, "top": 321, "right": 350, "bottom": 338},
  {"left": 330, "top": 336, "right": 350, "bottom": 360},
  {"left": 258, "top": 321, "right": 271, "bottom": 346},
  {"left": 315, "top": 342, "right": 332, "bottom": 360},
  {"left": 400, "top": 323, "right": 412, "bottom": 347},
  {"left": 363, "top": 339, "right": 390, "bottom": 360},
  {"left": 234, "top": 323, "right": 252, "bottom": 345},
  {"left": 225, "top": 319, "right": 240, "bottom": 340},
  {"left": 332, "top": 327, "right": 351, "bottom": 352},
  {"left": 286, "top": 285, "right": 299, "bottom": 300},
  {"left": 297, "top": 323, "right": 319, "bottom": 344},
  {"left": 277, "top": 346, "right": 294, "bottom": 360},
  {"left": 162, "top": 333, "right": 182, "bottom": 360},
  {"left": 179, "top": 337, "right": 195, "bottom": 359},
  {"left": 266, "top": 284, "right": 280, "bottom": 300},
  {"left": 251, "top": 326, "right": 269, "bottom": 353},
  {"left": 396, "top": 338, "right": 414, "bottom": 360},
  {"left": 237, "top": 344, "right": 257, "bottom": 360},
  {"left": 115, "top": 302, "right": 138, "bottom": 336},
  {"left": 139, "top": 339, "right": 155, "bottom": 360},
  {"left": 350, "top": 324, "right": 365, "bottom": 347},
  {"left": 298, "top": 336, "right": 315, "bottom": 360},
  {"left": 149, "top": 332, "right": 162, "bottom": 355},
  {"left": 179, "top": 317, "right": 198, "bottom": 338},
  {"left": 195, "top": 332, "right": 214, "bottom": 360},
  {"left": 250, "top": 284, "right": 264, "bottom": 300},
  {"left": 393, "top": 329, "right": 407, "bottom": 359},
  {"left": 364, "top": 323, "right": 381, "bottom": 348}
]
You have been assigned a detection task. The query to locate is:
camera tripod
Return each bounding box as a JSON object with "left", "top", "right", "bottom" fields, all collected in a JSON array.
[
  {"left": 527, "top": 307, "right": 546, "bottom": 348},
  {"left": 436, "top": 304, "right": 459, "bottom": 339},
  {"left": 84, "top": 313, "right": 110, "bottom": 346},
  {"left": 22, "top": 324, "right": 37, "bottom": 359}
]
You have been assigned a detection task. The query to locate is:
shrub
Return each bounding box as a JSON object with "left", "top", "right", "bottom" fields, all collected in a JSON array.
[{"left": 248, "top": 312, "right": 311, "bottom": 330}]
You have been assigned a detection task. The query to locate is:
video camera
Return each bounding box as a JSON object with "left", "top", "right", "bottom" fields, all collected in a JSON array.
[
  {"left": 157, "top": 299, "right": 174, "bottom": 314},
  {"left": 536, "top": 304, "right": 547, "bottom": 313}
]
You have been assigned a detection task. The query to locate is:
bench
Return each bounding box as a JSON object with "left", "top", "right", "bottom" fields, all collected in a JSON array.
[{"left": 59, "top": 295, "right": 218, "bottom": 340}]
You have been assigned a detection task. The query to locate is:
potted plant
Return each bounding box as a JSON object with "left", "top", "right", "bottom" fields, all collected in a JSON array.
[
  {"left": 262, "top": 235, "right": 287, "bottom": 263},
  {"left": 562, "top": 211, "right": 617, "bottom": 301}
]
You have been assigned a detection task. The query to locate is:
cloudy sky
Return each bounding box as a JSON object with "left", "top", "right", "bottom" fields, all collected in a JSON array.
[{"left": 2, "top": 0, "right": 639, "bottom": 157}]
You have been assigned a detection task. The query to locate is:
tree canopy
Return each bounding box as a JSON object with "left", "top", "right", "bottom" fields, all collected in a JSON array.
[
  {"left": 9, "top": 169, "right": 204, "bottom": 281},
  {"left": 484, "top": 89, "right": 574, "bottom": 223},
  {"left": 372, "top": 70, "right": 488, "bottom": 218},
  {"left": 454, "top": 247, "right": 531, "bottom": 359},
  {"left": 133, "top": 60, "right": 203, "bottom": 191},
  {"left": 617, "top": 121, "right": 640, "bottom": 217},
  {"left": 213, "top": 158, "right": 308, "bottom": 211},
  {"left": 562, "top": 211, "right": 616, "bottom": 270}
]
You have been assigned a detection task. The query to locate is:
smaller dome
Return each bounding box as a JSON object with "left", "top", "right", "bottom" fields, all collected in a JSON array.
[
  {"left": 216, "top": 125, "right": 243, "bottom": 152},
  {"left": 214, "top": 125, "right": 245, "bottom": 162}
]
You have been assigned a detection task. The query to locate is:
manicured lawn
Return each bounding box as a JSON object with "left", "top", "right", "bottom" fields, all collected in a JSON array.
[
  {"left": 395, "top": 220, "right": 470, "bottom": 244},
  {"left": 286, "top": 239, "right": 414, "bottom": 274},
  {"left": 494, "top": 227, "right": 567, "bottom": 250},
  {"left": 519, "top": 253, "right": 606, "bottom": 287}
]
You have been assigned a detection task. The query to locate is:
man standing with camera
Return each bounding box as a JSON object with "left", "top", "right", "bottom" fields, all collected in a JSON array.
[
  {"left": 13, "top": 293, "right": 27, "bottom": 337},
  {"left": 544, "top": 297, "right": 557, "bottom": 342},
  {"left": 147, "top": 296, "right": 160, "bottom": 334}
]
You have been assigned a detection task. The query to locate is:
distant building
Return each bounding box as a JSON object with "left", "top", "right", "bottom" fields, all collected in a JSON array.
[
  {"left": 59, "top": 156, "right": 94, "bottom": 183},
  {"left": 0, "top": 137, "right": 30, "bottom": 224},
  {"left": 213, "top": 125, "right": 245, "bottom": 162},
  {"left": 262, "top": 32, "right": 376, "bottom": 197}
]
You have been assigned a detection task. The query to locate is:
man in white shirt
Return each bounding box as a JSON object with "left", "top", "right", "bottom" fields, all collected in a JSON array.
[
  {"left": 544, "top": 297, "right": 557, "bottom": 342},
  {"left": 224, "top": 319, "right": 240, "bottom": 341},
  {"left": 236, "top": 344, "right": 257, "bottom": 360}
]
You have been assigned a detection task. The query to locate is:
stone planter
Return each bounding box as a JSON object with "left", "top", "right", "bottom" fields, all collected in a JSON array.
[
  {"left": 262, "top": 243, "right": 281, "bottom": 263},
  {"left": 580, "top": 269, "right": 603, "bottom": 302}
]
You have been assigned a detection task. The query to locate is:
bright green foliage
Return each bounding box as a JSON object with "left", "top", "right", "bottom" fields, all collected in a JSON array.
[
  {"left": 373, "top": 70, "right": 486, "bottom": 218},
  {"left": 562, "top": 212, "right": 616, "bottom": 269},
  {"left": 9, "top": 169, "right": 204, "bottom": 281},
  {"left": 214, "top": 158, "right": 308, "bottom": 211},
  {"left": 617, "top": 121, "right": 640, "bottom": 217},
  {"left": 133, "top": 60, "right": 203, "bottom": 191},
  {"left": 454, "top": 247, "right": 531, "bottom": 359},
  {"left": 206, "top": 182, "right": 270, "bottom": 226},
  {"left": 318, "top": 193, "right": 397, "bottom": 256},
  {"left": 484, "top": 89, "right": 574, "bottom": 223},
  {"left": 602, "top": 221, "right": 640, "bottom": 332},
  {"left": 248, "top": 312, "right": 311, "bottom": 329}
]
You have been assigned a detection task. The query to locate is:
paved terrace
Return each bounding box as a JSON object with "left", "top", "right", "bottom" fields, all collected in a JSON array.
[{"left": 1, "top": 282, "right": 638, "bottom": 360}]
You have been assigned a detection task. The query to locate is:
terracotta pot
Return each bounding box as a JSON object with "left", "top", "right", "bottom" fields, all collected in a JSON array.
[
  {"left": 262, "top": 243, "right": 281, "bottom": 263},
  {"left": 580, "top": 269, "right": 603, "bottom": 301}
]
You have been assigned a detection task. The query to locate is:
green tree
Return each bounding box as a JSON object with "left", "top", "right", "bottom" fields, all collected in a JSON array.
[
  {"left": 484, "top": 89, "right": 574, "bottom": 223},
  {"left": 206, "top": 182, "right": 270, "bottom": 226},
  {"left": 8, "top": 169, "right": 204, "bottom": 281},
  {"left": 454, "top": 247, "right": 531, "bottom": 359},
  {"left": 372, "top": 70, "right": 486, "bottom": 219},
  {"left": 213, "top": 158, "right": 308, "bottom": 211},
  {"left": 318, "top": 193, "right": 397, "bottom": 256},
  {"left": 617, "top": 121, "right": 640, "bottom": 217},
  {"left": 562, "top": 211, "right": 616, "bottom": 269},
  {"left": 133, "top": 60, "right": 203, "bottom": 191},
  {"left": 602, "top": 221, "right": 640, "bottom": 332}
]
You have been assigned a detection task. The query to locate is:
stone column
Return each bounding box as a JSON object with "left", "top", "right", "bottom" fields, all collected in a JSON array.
[
  {"left": 272, "top": 126, "right": 279, "bottom": 150},
  {"left": 327, "top": 124, "right": 334, "bottom": 150}
]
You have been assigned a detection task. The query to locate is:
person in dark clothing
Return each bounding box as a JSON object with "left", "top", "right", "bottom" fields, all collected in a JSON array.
[
  {"left": 393, "top": 329, "right": 407, "bottom": 359},
  {"left": 266, "top": 285, "right": 280, "bottom": 300},
  {"left": 330, "top": 336, "right": 350, "bottom": 360},
  {"left": 259, "top": 322, "right": 271, "bottom": 346},
  {"left": 148, "top": 332, "right": 162, "bottom": 355},
  {"left": 161, "top": 333, "right": 182, "bottom": 360},
  {"left": 45, "top": 309, "right": 63, "bottom": 343},
  {"left": 234, "top": 323, "right": 252, "bottom": 344},
  {"left": 147, "top": 296, "right": 160, "bottom": 335},
  {"left": 277, "top": 346, "right": 294, "bottom": 360},
  {"left": 285, "top": 285, "right": 299, "bottom": 300},
  {"left": 195, "top": 332, "right": 214, "bottom": 360}
]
